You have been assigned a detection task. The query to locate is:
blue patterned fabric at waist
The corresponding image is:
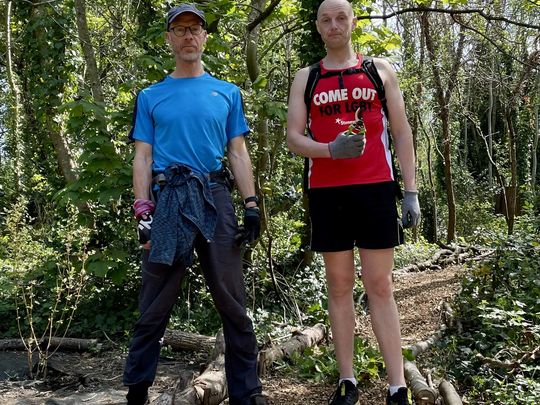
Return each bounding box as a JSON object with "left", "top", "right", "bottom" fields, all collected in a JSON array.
[{"left": 149, "top": 163, "right": 217, "bottom": 266}]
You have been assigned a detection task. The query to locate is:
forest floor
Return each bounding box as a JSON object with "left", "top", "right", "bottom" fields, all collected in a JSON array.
[{"left": 0, "top": 264, "right": 465, "bottom": 405}]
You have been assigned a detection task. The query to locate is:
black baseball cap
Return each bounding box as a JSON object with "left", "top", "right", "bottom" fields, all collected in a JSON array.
[{"left": 166, "top": 4, "right": 206, "bottom": 30}]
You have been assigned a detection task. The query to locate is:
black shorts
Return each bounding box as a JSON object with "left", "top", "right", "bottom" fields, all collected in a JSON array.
[{"left": 307, "top": 182, "right": 404, "bottom": 252}]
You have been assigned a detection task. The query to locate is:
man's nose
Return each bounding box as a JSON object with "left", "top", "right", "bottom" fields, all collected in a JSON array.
[{"left": 183, "top": 29, "right": 195, "bottom": 39}]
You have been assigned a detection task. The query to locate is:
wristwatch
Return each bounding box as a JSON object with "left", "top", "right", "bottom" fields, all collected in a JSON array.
[{"left": 244, "top": 195, "right": 259, "bottom": 206}]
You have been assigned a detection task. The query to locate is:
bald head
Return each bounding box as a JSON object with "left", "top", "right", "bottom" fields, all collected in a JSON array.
[{"left": 317, "top": 0, "right": 354, "bottom": 20}]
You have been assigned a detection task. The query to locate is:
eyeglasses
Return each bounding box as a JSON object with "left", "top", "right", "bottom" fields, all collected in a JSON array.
[{"left": 169, "top": 24, "right": 204, "bottom": 37}]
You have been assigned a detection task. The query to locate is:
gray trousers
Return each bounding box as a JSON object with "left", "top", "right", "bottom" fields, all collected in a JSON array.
[{"left": 123, "top": 184, "right": 262, "bottom": 404}]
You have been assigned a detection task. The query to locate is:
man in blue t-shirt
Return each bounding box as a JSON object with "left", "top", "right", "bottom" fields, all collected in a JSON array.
[{"left": 123, "top": 4, "right": 266, "bottom": 405}]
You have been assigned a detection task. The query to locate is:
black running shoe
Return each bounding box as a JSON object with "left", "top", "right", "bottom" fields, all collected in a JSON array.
[
  {"left": 126, "top": 382, "right": 150, "bottom": 405},
  {"left": 250, "top": 393, "right": 268, "bottom": 404},
  {"left": 386, "top": 387, "right": 412, "bottom": 405},
  {"left": 328, "top": 380, "right": 359, "bottom": 405}
]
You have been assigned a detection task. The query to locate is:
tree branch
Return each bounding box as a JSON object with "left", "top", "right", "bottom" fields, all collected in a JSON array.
[
  {"left": 451, "top": 15, "right": 538, "bottom": 68},
  {"left": 260, "top": 23, "right": 303, "bottom": 59},
  {"left": 358, "top": 7, "right": 540, "bottom": 30},
  {"left": 247, "top": 0, "right": 281, "bottom": 32}
]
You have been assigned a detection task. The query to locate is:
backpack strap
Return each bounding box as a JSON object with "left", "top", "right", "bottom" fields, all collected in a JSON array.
[
  {"left": 302, "top": 63, "right": 321, "bottom": 193},
  {"left": 361, "top": 56, "right": 388, "bottom": 118},
  {"left": 361, "top": 57, "right": 403, "bottom": 199},
  {"left": 304, "top": 62, "right": 321, "bottom": 116}
]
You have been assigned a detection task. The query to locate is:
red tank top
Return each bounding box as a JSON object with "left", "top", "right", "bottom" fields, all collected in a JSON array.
[{"left": 307, "top": 55, "right": 394, "bottom": 189}]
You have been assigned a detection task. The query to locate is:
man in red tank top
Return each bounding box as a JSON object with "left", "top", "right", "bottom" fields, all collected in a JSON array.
[{"left": 287, "top": 1, "right": 420, "bottom": 404}]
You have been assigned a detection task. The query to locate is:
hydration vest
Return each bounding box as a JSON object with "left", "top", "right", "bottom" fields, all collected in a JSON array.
[{"left": 302, "top": 56, "right": 402, "bottom": 198}]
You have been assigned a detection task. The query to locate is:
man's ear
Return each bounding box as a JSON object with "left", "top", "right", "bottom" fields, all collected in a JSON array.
[
  {"left": 315, "top": 20, "right": 321, "bottom": 35},
  {"left": 164, "top": 31, "right": 171, "bottom": 46}
]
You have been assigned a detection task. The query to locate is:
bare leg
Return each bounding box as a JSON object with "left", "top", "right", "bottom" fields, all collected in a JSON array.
[
  {"left": 358, "top": 248, "right": 405, "bottom": 386},
  {"left": 323, "top": 250, "right": 356, "bottom": 379}
]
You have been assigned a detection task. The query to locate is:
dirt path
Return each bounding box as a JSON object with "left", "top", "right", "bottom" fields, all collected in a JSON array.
[
  {"left": 0, "top": 265, "right": 465, "bottom": 405},
  {"left": 261, "top": 265, "right": 465, "bottom": 404}
]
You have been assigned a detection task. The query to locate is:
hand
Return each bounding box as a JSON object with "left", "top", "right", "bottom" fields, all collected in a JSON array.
[
  {"left": 401, "top": 191, "right": 421, "bottom": 228},
  {"left": 243, "top": 207, "right": 261, "bottom": 242},
  {"left": 137, "top": 213, "right": 153, "bottom": 248},
  {"left": 235, "top": 207, "right": 261, "bottom": 246},
  {"left": 328, "top": 132, "right": 365, "bottom": 159}
]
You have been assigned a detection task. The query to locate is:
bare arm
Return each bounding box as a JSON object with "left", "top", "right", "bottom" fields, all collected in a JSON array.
[
  {"left": 133, "top": 140, "right": 153, "bottom": 200},
  {"left": 227, "top": 136, "right": 257, "bottom": 207},
  {"left": 375, "top": 58, "right": 417, "bottom": 191},
  {"left": 286, "top": 67, "right": 332, "bottom": 158}
]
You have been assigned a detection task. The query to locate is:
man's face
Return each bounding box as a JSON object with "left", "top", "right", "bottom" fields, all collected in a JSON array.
[
  {"left": 166, "top": 13, "right": 207, "bottom": 62},
  {"left": 316, "top": 0, "right": 356, "bottom": 50}
]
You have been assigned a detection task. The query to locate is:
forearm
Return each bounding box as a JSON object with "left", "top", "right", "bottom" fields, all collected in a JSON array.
[
  {"left": 393, "top": 130, "right": 417, "bottom": 191},
  {"left": 133, "top": 154, "right": 153, "bottom": 200},
  {"left": 287, "top": 131, "right": 332, "bottom": 159},
  {"left": 228, "top": 150, "right": 256, "bottom": 201}
]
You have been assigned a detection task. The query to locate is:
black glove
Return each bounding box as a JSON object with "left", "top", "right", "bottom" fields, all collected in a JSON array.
[
  {"left": 137, "top": 213, "right": 153, "bottom": 245},
  {"left": 234, "top": 207, "right": 260, "bottom": 247},
  {"left": 244, "top": 207, "right": 261, "bottom": 242}
]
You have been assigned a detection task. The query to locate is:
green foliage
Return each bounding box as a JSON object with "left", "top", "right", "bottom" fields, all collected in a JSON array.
[
  {"left": 352, "top": 11, "right": 402, "bottom": 57},
  {"left": 0, "top": 2, "right": 538, "bottom": 383},
  {"left": 281, "top": 337, "right": 384, "bottom": 384},
  {"left": 451, "top": 166, "right": 509, "bottom": 240},
  {"left": 431, "top": 221, "right": 540, "bottom": 403},
  {"left": 297, "top": 0, "right": 326, "bottom": 66}
]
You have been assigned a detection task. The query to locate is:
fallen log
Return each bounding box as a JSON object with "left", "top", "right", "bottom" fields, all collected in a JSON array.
[
  {"left": 441, "top": 301, "right": 455, "bottom": 328},
  {"left": 439, "top": 380, "right": 462, "bottom": 405},
  {"left": 0, "top": 338, "right": 27, "bottom": 351},
  {"left": 0, "top": 337, "right": 102, "bottom": 351},
  {"left": 431, "top": 249, "right": 453, "bottom": 262},
  {"left": 152, "top": 330, "right": 227, "bottom": 405},
  {"left": 404, "top": 360, "right": 438, "bottom": 405},
  {"left": 153, "top": 324, "right": 327, "bottom": 404},
  {"left": 0, "top": 330, "right": 215, "bottom": 354},
  {"left": 475, "top": 347, "right": 540, "bottom": 370},
  {"left": 257, "top": 323, "right": 327, "bottom": 376},
  {"left": 404, "top": 328, "right": 444, "bottom": 359},
  {"left": 163, "top": 329, "right": 216, "bottom": 353},
  {"left": 395, "top": 245, "right": 479, "bottom": 274}
]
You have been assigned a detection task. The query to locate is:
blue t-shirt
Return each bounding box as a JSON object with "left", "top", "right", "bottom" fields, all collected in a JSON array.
[{"left": 129, "top": 73, "right": 249, "bottom": 173}]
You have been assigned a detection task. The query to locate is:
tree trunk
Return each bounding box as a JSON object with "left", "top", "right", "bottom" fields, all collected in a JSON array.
[
  {"left": 246, "top": 0, "right": 270, "bottom": 220},
  {"left": 505, "top": 112, "right": 518, "bottom": 235},
  {"left": 31, "top": 4, "right": 78, "bottom": 183},
  {"left": 421, "top": 13, "right": 464, "bottom": 243},
  {"left": 532, "top": 73, "right": 539, "bottom": 192},
  {"left": 425, "top": 127, "right": 438, "bottom": 243},
  {"left": 74, "top": 0, "right": 104, "bottom": 103},
  {"left": 441, "top": 111, "right": 457, "bottom": 242},
  {"left": 5, "top": 1, "right": 23, "bottom": 190},
  {"left": 488, "top": 55, "right": 495, "bottom": 187}
]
